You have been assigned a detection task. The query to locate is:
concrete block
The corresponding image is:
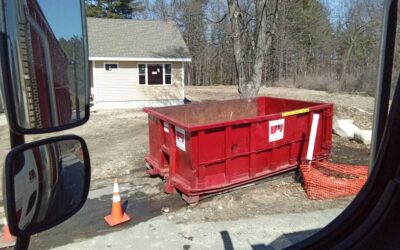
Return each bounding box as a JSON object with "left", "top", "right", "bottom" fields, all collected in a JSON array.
[
  {"left": 354, "top": 130, "right": 372, "bottom": 145},
  {"left": 333, "top": 119, "right": 361, "bottom": 138}
]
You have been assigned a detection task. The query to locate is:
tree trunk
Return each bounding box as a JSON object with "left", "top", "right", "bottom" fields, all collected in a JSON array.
[
  {"left": 227, "top": 0, "right": 247, "bottom": 94},
  {"left": 228, "top": 0, "right": 278, "bottom": 98},
  {"left": 339, "top": 36, "right": 355, "bottom": 92}
]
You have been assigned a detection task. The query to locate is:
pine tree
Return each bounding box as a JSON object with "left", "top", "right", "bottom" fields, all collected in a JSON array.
[{"left": 85, "top": 0, "right": 144, "bottom": 19}]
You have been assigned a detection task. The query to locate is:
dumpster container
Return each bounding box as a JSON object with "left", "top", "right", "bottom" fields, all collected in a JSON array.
[{"left": 144, "top": 96, "right": 333, "bottom": 204}]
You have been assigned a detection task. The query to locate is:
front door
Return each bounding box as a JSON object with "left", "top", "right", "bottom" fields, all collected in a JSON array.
[{"left": 147, "top": 64, "right": 163, "bottom": 85}]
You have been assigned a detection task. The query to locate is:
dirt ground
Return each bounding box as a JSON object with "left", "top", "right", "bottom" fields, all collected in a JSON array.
[{"left": 0, "top": 85, "right": 373, "bottom": 226}]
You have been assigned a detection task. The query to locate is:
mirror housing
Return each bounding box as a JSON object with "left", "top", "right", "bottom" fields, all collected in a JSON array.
[
  {"left": 3, "top": 135, "right": 91, "bottom": 236},
  {"left": 1, "top": 0, "right": 89, "bottom": 134}
]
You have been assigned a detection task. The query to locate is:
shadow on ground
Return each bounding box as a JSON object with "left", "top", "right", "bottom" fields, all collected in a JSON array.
[{"left": 220, "top": 229, "right": 320, "bottom": 250}]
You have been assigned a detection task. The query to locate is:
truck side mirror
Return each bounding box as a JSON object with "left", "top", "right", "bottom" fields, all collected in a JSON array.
[
  {"left": 1, "top": 0, "right": 89, "bottom": 134},
  {"left": 3, "top": 135, "right": 90, "bottom": 236}
]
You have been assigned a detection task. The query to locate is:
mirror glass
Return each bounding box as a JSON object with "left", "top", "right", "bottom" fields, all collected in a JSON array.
[
  {"left": 9, "top": 139, "right": 87, "bottom": 231},
  {"left": 3, "top": 0, "right": 88, "bottom": 131}
]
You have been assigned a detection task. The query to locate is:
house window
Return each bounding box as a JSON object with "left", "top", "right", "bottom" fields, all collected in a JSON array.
[
  {"left": 105, "top": 63, "right": 118, "bottom": 71},
  {"left": 165, "top": 64, "right": 172, "bottom": 85},
  {"left": 138, "top": 63, "right": 173, "bottom": 85},
  {"left": 139, "top": 64, "right": 146, "bottom": 84}
]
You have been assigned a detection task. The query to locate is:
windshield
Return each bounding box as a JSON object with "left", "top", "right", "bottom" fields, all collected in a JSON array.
[{"left": 1, "top": 0, "right": 399, "bottom": 249}]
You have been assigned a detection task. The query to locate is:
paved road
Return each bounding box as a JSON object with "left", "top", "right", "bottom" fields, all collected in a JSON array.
[
  {"left": 51, "top": 207, "right": 342, "bottom": 250},
  {"left": 29, "top": 183, "right": 186, "bottom": 249},
  {"left": 27, "top": 183, "right": 343, "bottom": 250}
]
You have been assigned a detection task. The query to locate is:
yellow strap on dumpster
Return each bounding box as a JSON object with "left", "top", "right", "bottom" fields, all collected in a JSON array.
[{"left": 281, "top": 108, "right": 310, "bottom": 117}]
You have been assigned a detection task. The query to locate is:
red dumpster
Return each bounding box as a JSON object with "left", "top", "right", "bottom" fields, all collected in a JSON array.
[{"left": 144, "top": 97, "right": 333, "bottom": 204}]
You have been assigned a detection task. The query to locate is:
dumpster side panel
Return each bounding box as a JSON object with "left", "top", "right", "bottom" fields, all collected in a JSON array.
[
  {"left": 263, "top": 114, "right": 307, "bottom": 172},
  {"left": 145, "top": 116, "right": 173, "bottom": 176},
  {"left": 197, "top": 128, "right": 226, "bottom": 188},
  {"left": 173, "top": 125, "right": 193, "bottom": 188},
  {"left": 146, "top": 115, "right": 163, "bottom": 170},
  {"left": 145, "top": 97, "right": 333, "bottom": 198},
  {"left": 200, "top": 162, "right": 226, "bottom": 189},
  {"left": 225, "top": 124, "right": 251, "bottom": 181},
  {"left": 198, "top": 128, "right": 225, "bottom": 164},
  {"left": 162, "top": 121, "right": 172, "bottom": 147},
  {"left": 171, "top": 108, "right": 332, "bottom": 195}
]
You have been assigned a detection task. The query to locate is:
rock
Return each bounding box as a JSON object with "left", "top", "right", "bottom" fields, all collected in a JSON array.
[
  {"left": 218, "top": 205, "right": 223, "bottom": 210},
  {"left": 333, "top": 119, "right": 361, "bottom": 138},
  {"left": 162, "top": 207, "right": 170, "bottom": 213},
  {"left": 354, "top": 130, "right": 372, "bottom": 145}
]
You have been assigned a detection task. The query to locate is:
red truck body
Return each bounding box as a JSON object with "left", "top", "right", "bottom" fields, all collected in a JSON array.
[{"left": 25, "top": 0, "right": 72, "bottom": 128}]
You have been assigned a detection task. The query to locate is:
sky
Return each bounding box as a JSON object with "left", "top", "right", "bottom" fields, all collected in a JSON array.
[
  {"left": 37, "top": 0, "right": 83, "bottom": 39},
  {"left": 321, "top": 0, "right": 348, "bottom": 26},
  {"left": 34, "top": 0, "right": 347, "bottom": 39}
]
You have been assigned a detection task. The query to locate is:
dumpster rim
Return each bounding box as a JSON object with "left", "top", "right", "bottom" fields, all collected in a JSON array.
[{"left": 143, "top": 97, "right": 333, "bottom": 132}]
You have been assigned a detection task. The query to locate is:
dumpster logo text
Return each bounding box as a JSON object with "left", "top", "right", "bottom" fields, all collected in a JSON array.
[
  {"left": 175, "top": 127, "right": 186, "bottom": 151},
  {"left": 269, "top": 119, "right": 285, "bottom": 142}
]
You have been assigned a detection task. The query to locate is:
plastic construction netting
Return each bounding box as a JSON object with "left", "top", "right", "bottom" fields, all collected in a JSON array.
[{"left": 300, "top": 161, "right": 368, "bottom": 200}]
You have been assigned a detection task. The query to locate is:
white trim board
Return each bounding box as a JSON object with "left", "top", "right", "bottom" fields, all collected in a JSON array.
[
  {"left": 92, "top": 61, "right": 97, "bottom": 101},
  {"left": 89, "top": 57, "right": 192, "bottom": 62}
]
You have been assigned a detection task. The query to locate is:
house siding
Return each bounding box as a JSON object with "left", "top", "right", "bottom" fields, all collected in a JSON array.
[{"left": 92, "top": 61, "right": 183, "bottom": 103}]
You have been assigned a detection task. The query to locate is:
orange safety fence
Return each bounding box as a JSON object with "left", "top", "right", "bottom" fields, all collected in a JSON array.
[{"left": 300, "top": 161, "right": 368, "bottom": 200}]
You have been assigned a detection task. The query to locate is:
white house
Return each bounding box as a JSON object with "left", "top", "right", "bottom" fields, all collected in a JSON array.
[{"left": 87, "top": 18, "right": 191, "bottom": 109}]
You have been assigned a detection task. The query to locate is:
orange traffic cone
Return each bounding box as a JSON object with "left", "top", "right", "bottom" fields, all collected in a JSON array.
[
  {"left": 1, "top": 218, "right": 15, "bottom": 245},
  {"left": 104, "top": 179, "right": 131, "bottom": 227}
]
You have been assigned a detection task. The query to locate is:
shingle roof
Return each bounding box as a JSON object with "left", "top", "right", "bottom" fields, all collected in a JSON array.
[{"left": 87, "top": 18, "right": 191, "bottom": 59}]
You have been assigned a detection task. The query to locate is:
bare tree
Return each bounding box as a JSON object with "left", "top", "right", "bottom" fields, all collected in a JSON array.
[
  {"left": 140, "top": 0, "right": 383, "bottom": 96},
  {"left": 228, "top": 0, "right": 279, "bottom": 98},
  {"left": 336, "top": 0, "right": 382, "bottom": 93}
]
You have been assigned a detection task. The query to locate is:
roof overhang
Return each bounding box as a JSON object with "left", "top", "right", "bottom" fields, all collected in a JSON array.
[{"left": 89, "top": 57, "right": 192, "bottom": 62}]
